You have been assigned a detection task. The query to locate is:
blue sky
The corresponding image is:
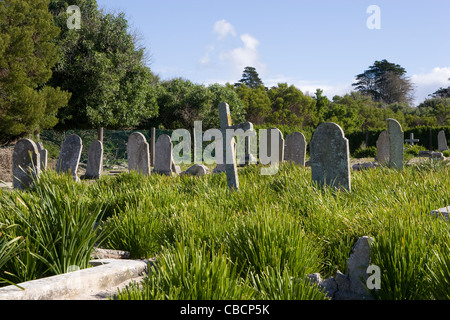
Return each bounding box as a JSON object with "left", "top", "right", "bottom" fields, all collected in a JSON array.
[{"left": 96, "top": 0, "right": 450, "bottom": 105}]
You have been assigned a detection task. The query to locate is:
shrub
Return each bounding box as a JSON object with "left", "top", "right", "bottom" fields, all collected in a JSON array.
[{"left": 353, "top": 146, "right": 377, "bottom": 158}]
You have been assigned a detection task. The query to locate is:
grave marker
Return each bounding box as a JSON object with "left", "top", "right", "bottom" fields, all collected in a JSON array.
[
  {"left": 405, "top": 133, "right": 419, "bottom": 146},
  {"left": 56, "top": 134, "right": 82, "bottom": 180},
  {"left": 154, "top": 134, "right": 174, "bottom": 175},
  {"left": 375, "top": 130, "right": 390, "bottom": 165},
  {"left": 386, "top": 118, "right": 404, "bottom": 170},
  {"left": 284, "top": 131, "right": 306, "bottom": 166},
  {"left": 310, "top": 122, "right": 351, "bottom": 191},
  {"left": 12, "top": 139, "right": 40, "bottom": 189},
  {"left": 36, "top": 142, "right": 48, "bottom": 170},
  {"left": 85, "top": 140, "right": 103, "bottom": 179},
  {"left": 127, "top": 132, "right": 150, "bottom": 175},
  {"left": 438, "top": 130, "right": 448, "bottom": 151}
]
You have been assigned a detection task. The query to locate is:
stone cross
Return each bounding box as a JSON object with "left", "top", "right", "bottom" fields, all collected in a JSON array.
[
  {"left": 375, "top": 130, "right": 390, "bottom": 165},
  {"left": 386, "top": 118, "right": 404, "bottom": 170},
  {"left": 153, "top": 134, "right": 174, "bottom": 175},
  {"left": 127, "top": 132, "right": 150, "bottom": 175},
  {"left": 310, "top": 122, "right": 351, "bottom": 191},
  {"left": 217, "top": 102, "right": 255, "bottom": 191},
  {"left": 85, "top": 140, "right": 103, "bottom": 179},
  {"left": 56, "top": 134, "right": 83, "bottom": 180},
  {"left": 12, "top": 139, "right": 40, "bottom": 189},
  {"left": 405, "top": 133, "right": 419, "bottom": 146},
  {"left": 438, "top": 130, "right": 448, "bottom": 151},
  {"left": 284, "top": 131, "right": 306, "bottom": 166}
]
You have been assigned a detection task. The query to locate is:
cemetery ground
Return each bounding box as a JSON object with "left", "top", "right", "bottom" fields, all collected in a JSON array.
[{"left": 0, "top": 146, "right": 449, "bottom": 301}]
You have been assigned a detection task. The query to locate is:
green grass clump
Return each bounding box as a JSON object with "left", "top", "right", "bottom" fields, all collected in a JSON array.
[{"left": 0, "top": 159, "right": 449, "bottom": 300}]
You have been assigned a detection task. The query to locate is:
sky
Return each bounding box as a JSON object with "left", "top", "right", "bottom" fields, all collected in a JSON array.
[{"left": 96, "top": 0, "right": 450, "bottom": 106}]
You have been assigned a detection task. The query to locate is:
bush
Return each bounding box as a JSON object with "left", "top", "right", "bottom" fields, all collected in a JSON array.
[{"left": 353, "top": 146, "right": 377, "bottom": 158}]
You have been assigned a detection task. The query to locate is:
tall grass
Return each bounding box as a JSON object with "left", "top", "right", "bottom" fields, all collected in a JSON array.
[{"left": 1, "top": 159, "right": 449, "bottom": 299}]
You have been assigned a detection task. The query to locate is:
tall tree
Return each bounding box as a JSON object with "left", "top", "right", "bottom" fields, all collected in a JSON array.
[
  {"left": 352, "top": 59, "right": 414, "bottom": 105},
  {"left": 429, "top": 78, "right": 450, "bottom": 98},
  {"left": 235, "top": 66, "right": 264, "bottom": 89},
  {"left": 48, "top": 0, "right": 158, "bottom": 130},
  {"left": 0, "top": 0, "right": 71, "bottom": 143}
]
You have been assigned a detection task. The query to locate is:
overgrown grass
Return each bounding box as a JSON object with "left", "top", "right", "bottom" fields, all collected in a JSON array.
[{"left": 0, "top": 159, "right": 449, "bottom": 300}]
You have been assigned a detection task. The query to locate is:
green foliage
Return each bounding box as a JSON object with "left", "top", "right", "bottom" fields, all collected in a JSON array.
[
  {"left": 235, "top": 66, "right": 264, "bottom": 89},
  {"left": 0, "top": 0, "right": 71, "bottom": 142},
  {"left": 353, "top": 146, "right": 377, "bottom": 158},
  {"left": 49, "top": 0, "right": 158, "bottom": 130}
]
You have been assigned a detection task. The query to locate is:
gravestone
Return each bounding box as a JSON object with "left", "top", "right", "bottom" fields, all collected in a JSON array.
[
  {"left": 284, "top": 131, "right": 306, "bottom": 166},
  {"left": 85, "top": 140, "right": 103, "bottom": 179},
  {"left": 153, "top": 134, "right": 173, "bottom": 175},
  {"left": 36, "top": 142, "right": 48, "bottom": 170},
  {"left": 150, "top": 127, "right": 156, "bottom": 166},
  {"left": 310, "top": 122, "right": 351, "bottom": 191},
  {"left": 216, "top": 103, "right": 254, "bottom": 190},
  {"left": 405, "top": 133, "right": 419, "bottom": 146},
  {"left": 182, "top": 164, "right": 210, "bottom": 176},
  {"left": 386, "top": 118, "right": 404, "bottom": 170},
  {"left": 127, "top": 132, "right": 150, "bottom": 175},
  {"left": 438, "top": 130, "right": 448, "bottom": 151},
  {"left": 12, "top": 139, "right": 40, "bottom": 189},
  {"left": 56, "top": 134, "right": 82, "bottom": 180},
  {"left": 375, "top": 130, "right": 390, "bottom": 165}
]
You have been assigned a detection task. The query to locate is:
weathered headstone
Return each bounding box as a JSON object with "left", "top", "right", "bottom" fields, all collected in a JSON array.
[
  {"left": 438, "top": 130, "right": 448, "bottom": 151},
  {"left": 284, "top": 131, "right": 306, "bottom": 166},
  {"left": 310, "top": 122, "right": 351, "bottom": 191},
  {"left": 56, "top": 134, "right": 83, "bottom": 180},
  {"left": 36, "top": 142, "right": 48, "bottom": 170},
  {"left": 375, "top": 130, "right": 390, "bottom": 165},
  {"left": 150, "top": 127, "right": 156, "bottom": 166},
  {"left": 182, "top": 164, "right": 210, "bottom": 176},
  {"left": 12, "top": 139, "right": 40, "bottom": 189},
  {"left": 218, "top": 102, "right": 239, "bottom": 190},
  {"left": 386, "top": 118, "right": 404, "bottom": 170},
  {"left": 127, "top": 132, "right": 150, "bottom": 175},
  {"left": 85, "top": 140, "right": 103, "bottom": 179},
  {"left": 153, "top": 134, "right": 173, "bottom": 175}
]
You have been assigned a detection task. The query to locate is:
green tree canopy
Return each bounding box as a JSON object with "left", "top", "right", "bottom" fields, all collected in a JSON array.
[
  {"left": 49, "top": 0, "right": 158, "bottom": 130},
  {"left": 0, "top": 0, "right": 71, "bottom": 143},
  {"left": 352, "top": 59, "right": 414, "bottom": 105},
  {"left": 235, "top": 66, "right": 264, "bottom": 89},
  {"left": 236, "top": 84, "right": 271, "bottom": 125}
]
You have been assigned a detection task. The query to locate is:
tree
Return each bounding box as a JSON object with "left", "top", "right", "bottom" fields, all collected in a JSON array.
[
  {"left": 48, "top": 0, "right": 158, "bottom": 131},
  {"left": 352, "top": 59, "right": 414, "bottom": 105},
  {"left": 235, "top": 66, "right": 264, "bottom": 89},
  {"left": 429, "top": 78, "right": 450, "bottom": 98},
  {"left": 0, "top": 0, "right": 71, "bottom": 143},
  {"left": 236, "top": 84, "right": 271, "bottom": 125}
]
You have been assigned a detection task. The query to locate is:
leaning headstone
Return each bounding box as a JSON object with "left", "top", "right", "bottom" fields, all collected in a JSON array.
[
  {"left": 284, "top": 131, "right": 306, "bottom": 166},
  {"left": 310, "top": 122, "right": 351, "bottom": 191},
  {"left": 153, "top": 134, "right": 173, "bottom": 175},
  {"left": 56, "top": 134, "right": 82, "bottom": 180},
  {"left": 375, "top": 130, "right": 390, "bottom": 165},
  {"left": 127, "top": 132, "right": 150, "bottom": 175},
  {"left": 438, "top": 130, "right": 448, "bottom": 151},
  {"left": 386, "top": 118, "right": 404, "bottom": 170},
  {"left": 85, "top": 140, "right": 103, "bottom": 179},
  {"left": 36, "top": 142, "right": 48, "bottom": 170},
  {"left": 12, "top": 139, "right": 40, "bottom": 189}
]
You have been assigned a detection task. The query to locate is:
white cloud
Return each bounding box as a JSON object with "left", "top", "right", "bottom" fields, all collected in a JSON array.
[
  {"left": 219, "top": 33, "right": 267, "bottom": 79},
  {"left": 213, "top": 19, "right": 236, "bottom": 39},
  {"left": 410, "top": 67, "right": 450, "bottom": 104}
]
